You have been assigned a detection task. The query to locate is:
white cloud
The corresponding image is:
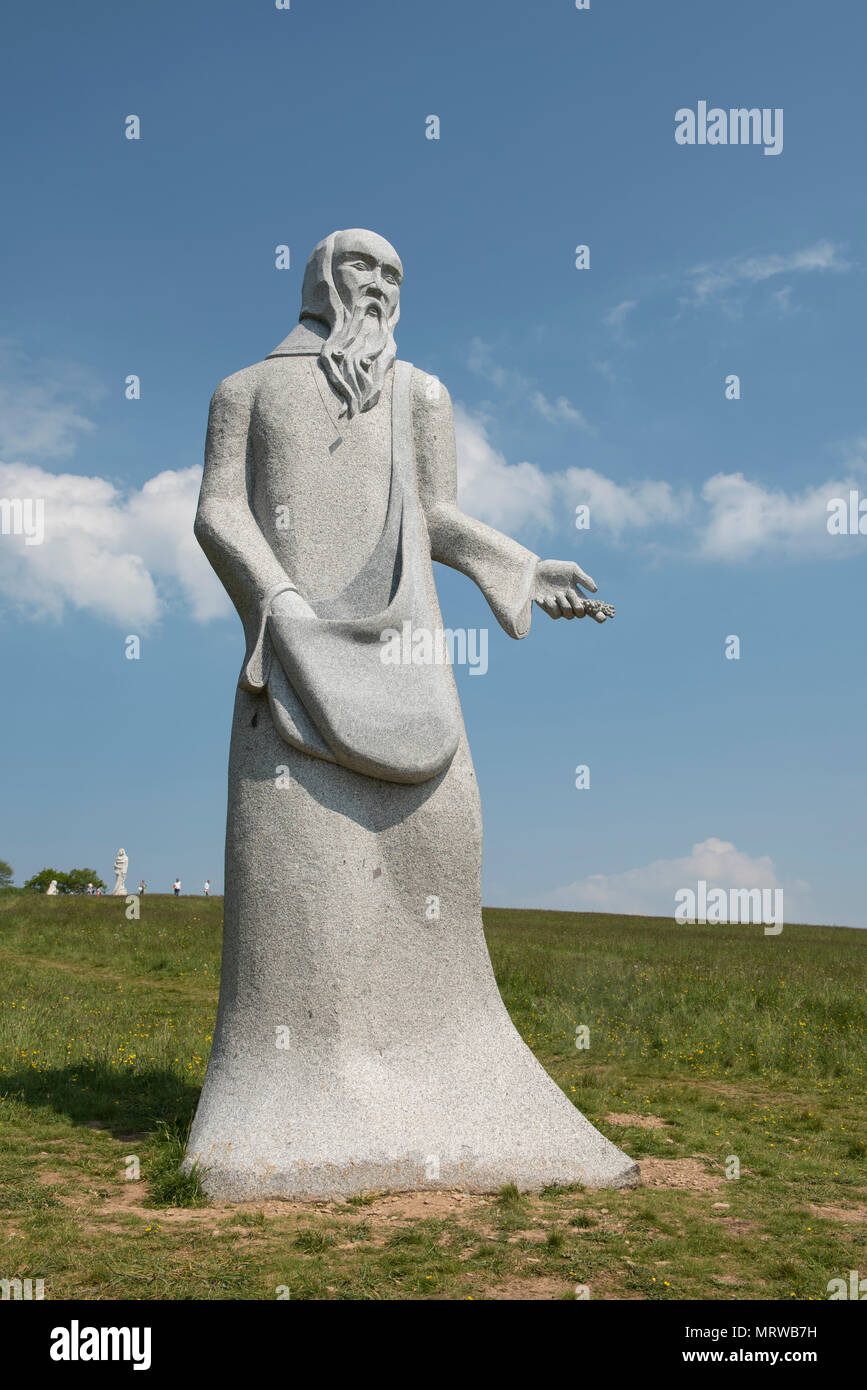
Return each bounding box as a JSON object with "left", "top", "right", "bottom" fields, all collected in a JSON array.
[
  {"left": 0, "top": 460, "right": 226, "bottom": 627},
  {"left": 2, "top": 410, "right": 863, "bottom": 632},
  {"left": 468, "top": 338, "right": 511, "bottom": 390},
  {"left": 454, "top": 407, "right": 555, "bottom": 532},
  {"left": 469, "top": 339, "right": 589, "bottom": 429},
  {"left": 543, "top": 836, "right": 810, "bottom": 920},
  {"left": 699, "top": 467, "right": 867, "bottom": 559},
  {"left": 0, "top": 344, "right": 107, "bottom": 460},
  {"left": 559, "top": 466, "right": 690, "bottom": 534},
  {"left": 530, "top": 391, "right": 589, "bottom": 428},
  {"left": 604, "top": 299, "right": 637, "bottom": 329},
  {"left": 686, "top": 240, "right": 850, "bottom": 307},
  {"left": 0, "top": 384, "right": 97, "bottom": 459},
  {"left": 773, "top": 284, "right": 794, "bottom": 313},
  {"left": 454, "top": 407, "right": 690, "bottom": 537},
  {"left": 125, "top": 468, "right": 228, "bottom": 621},
  {"left": 455, "top": 406, "right": 867, "bottom": 560}
]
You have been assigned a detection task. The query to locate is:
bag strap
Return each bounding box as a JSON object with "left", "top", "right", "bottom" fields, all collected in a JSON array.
[{"left": 391, "top": 360, "right": 414, "bottom": 487}]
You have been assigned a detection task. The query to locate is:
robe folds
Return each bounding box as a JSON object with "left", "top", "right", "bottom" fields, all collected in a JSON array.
[{"left": 187, "top": 338, "right": 638, "bottom": 1197}]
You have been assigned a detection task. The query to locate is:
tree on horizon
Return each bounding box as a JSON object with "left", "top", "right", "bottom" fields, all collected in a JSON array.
[{"left": 24, "top": 868, "right": 108, "bottom": 894}]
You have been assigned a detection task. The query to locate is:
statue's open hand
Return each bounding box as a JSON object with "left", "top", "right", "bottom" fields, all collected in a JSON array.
[{"left": 533, "top": 559, "right": 612, "bottom": 623}]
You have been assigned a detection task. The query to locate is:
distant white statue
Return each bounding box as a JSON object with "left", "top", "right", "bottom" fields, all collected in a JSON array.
[
  {"left": 111, "top": 848, "right": 128, "bottom": 897},
  {"left": 46, "top": 879, "right": 58, "bottom": 896}
]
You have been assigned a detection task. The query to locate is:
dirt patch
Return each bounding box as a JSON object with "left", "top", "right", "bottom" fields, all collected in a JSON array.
[
  {"left": 50, "top": 1182, "right": 215, "bottom": 1232},
  {"left": 718, "top": 1218, "right": 761, "bottom": 1236},
  {"left": 53, "top": 1181, "right": 500, "bottom": 1237},
  {"left": 637, "top": 1158, "right": 722, "bottom": 1190},
  {"left": 481, "top": 1276, "right": 569, "bottom": 1301},
  {"left": 577, "top": 1279, "right": 646, "bottom": 1301},
  {"left": 605, "top": 1113, "right": 669, "bottom": 1130},
  {"left": 335, "top": 1191, "right": 493, "bottom": 1225},
  {"left": 806, "top": 1202, "right": 867, "bottom": 1224}
]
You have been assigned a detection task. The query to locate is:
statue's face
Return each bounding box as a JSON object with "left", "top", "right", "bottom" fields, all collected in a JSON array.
[{"left": 331, "top": 231, "right": 402, "bottom": 326}]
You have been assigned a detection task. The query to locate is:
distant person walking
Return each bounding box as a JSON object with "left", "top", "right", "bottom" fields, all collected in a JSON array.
[
  {"left": 173, "top": 878, "right": 181, "bottom": 897},
  {"left": 86, "top": 882, "right": 93, "bottom": 895},
  {"left": 139, "top": 880, "right": 146, "bottom": 896},
  {"left": 203, "top": 879, "right": 211, "bottom": 897}
]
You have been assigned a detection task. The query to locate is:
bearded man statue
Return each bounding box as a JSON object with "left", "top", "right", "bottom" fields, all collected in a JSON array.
[{"left": 187, "top": 229, "right": 636, "bottom": 1199}]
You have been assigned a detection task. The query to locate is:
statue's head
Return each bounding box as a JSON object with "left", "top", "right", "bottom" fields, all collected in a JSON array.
[{"left": 299, "top": 229, "right": 403, "bottom": 418}]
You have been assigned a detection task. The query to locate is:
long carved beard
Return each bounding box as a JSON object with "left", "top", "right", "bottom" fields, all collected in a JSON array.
[{"left": 318, "top": 299, "right": 396, "bottom": 418}]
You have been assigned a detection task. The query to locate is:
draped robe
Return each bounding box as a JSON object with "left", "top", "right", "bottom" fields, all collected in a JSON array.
[{"left": 187, "top": 330, "right": 638, "bottom": 1197}]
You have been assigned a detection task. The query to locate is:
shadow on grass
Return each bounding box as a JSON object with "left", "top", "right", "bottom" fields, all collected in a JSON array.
[{"left": 2, "top": 1063, "right": 201, "bottom": 1137}]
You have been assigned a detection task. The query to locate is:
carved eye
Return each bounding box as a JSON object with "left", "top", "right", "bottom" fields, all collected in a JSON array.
[{"left": 383, "top": 271, "right": 398, "bottom": 284}]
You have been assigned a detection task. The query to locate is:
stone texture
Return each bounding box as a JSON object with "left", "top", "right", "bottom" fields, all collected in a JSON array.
[{"left": 185, "top": 229, "right": 636, "bottom": 1200}]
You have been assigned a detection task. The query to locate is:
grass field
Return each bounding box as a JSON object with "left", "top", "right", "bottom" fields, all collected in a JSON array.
[{"left": 1, "top": 888, "right": 865, "bottom": 1300}]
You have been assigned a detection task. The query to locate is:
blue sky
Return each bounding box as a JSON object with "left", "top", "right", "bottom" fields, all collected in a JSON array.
[{"left": 1, "top": 0, "right": 864, "bottom": 923}]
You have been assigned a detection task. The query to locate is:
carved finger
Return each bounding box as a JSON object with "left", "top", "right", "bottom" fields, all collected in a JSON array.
[
  {"left": 557, "top": 595, "right": 575, "bottom": 618},
  {"left": 565, "top": 588, "right": 587, "bottom": 618},
  {"left": 572, "top": 565, "right": 597, "bottom": 594}
]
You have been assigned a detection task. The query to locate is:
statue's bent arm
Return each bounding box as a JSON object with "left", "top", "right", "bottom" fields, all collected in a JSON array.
[
  {"left": 195, "top": 370, "right": 297, "bottom": 690},
  {"left": 411, "top": 369, "right": 539, "bottom": 639}
]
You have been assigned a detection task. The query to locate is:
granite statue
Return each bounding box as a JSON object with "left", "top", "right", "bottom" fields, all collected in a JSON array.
[
  {"left": 111, "top": 848, "right": 128, "bottom": 897},
  {"left": 186, "top": 229, "right": 637, "bottom": 1199}
]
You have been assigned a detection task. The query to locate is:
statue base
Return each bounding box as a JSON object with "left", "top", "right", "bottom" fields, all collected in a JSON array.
[{"left": 184, "top": 1008, "right": 639, "bottom": 1201}]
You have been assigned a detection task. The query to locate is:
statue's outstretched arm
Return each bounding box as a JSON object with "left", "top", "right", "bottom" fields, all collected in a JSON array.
[
  {"left": 412, "top": 370, "right": 610, "bottom": 637},
  {"left": 195, "top": 371, "right": 301, "bottom": 689}
]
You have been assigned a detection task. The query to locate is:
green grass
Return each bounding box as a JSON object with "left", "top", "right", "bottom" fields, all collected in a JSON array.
[{"left": 0, "top": 888, "right": 865, "bottom": 1300}]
